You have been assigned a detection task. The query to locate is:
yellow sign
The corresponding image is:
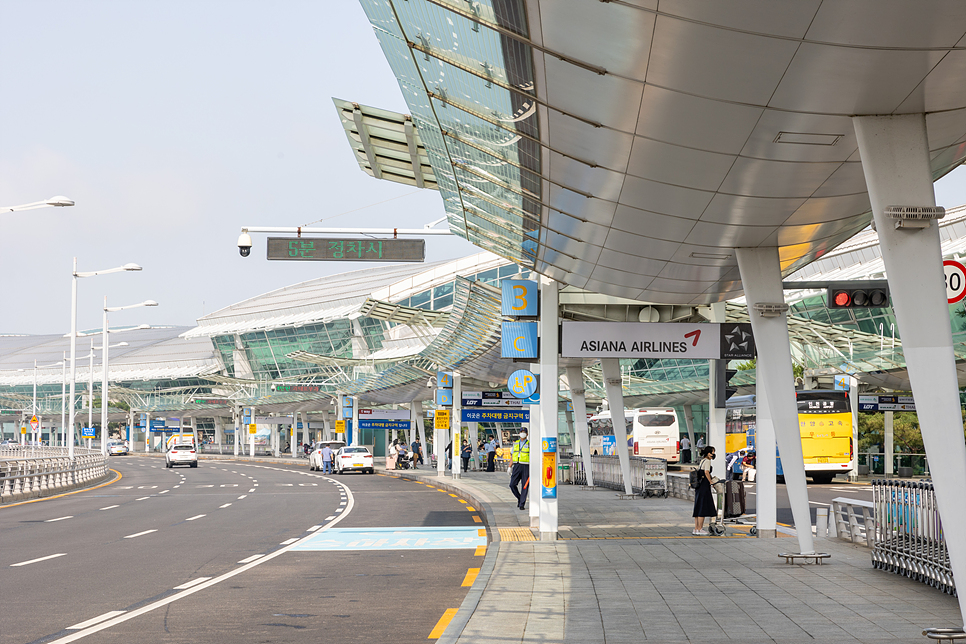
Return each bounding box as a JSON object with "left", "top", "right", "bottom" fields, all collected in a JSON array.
[
  {"left": 248, "top": 423, "right": 257, "bottom": 434},
  {"left": 542, "top": 452, "right": 557, "bottom": 489},
  {"left": 335, "top": 420, "right": 346, "bottom": 434},
  {"left": 21, "top": 426, "right": 27, "bottom": 434},
  {"left": 434, "top": 409, "right": 450, "bottom": 430}
]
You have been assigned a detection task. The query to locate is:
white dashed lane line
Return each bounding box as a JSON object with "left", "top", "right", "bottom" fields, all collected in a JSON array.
[
  {"left": 100, "top": 505, "right": 119, "bottom": 511},
  {"left": 124, "top": 530, "right": 157, "bottom": 539},
  {"left": 185, "top": 515, "right": 206, "bottom": 521},
  {"left": 248, "top": 488, "right": 255, "bottom": 493},
  {"left": 10, "top": 553, "right": 67, "bottom": 567},
  {"left": 45, "top": 516, "right": 73, "bottom": 523},
  {"left": 237, "top": 495, "right": 247, "bottom": 500},
  {"left": 237, "top": 554, "right": 263, "bottom": 564},
  {"left": 135, "top": 497, "right": 151, "bottom": 501},
  {"left": 280, "top": 538, "right": 298, "bottom": 545},
  {"left": 219, "top": 503, "right": 232, "bottom": 509}
]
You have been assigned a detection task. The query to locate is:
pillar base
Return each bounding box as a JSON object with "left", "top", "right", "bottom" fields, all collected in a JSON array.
[
  {"left": 756, "top": 529, "right": 777, "bottom": 539},
  {"left": 540, "top": 531, "right": 557, "bottom": 542},
  {"left": 530, "top": 516, "right": 539, "bottom": 528}
]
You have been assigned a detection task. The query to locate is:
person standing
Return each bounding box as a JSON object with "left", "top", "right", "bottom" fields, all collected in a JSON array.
[
  {"left": 484, "top": 436, "right": 497, "bottom": 472},
  {"left": 680, "top": 435, "right": 691, "bottom": 464},
  {"left": 508, "top": 429, "right": 530, "bottom": 510},
  {"left": 692, "top": 446, "right": 718, "bottom": 535},
  {"left": 411, "top": 438, "right": 422, "bottom": 468},
  {"left": 460, "top": 440, "right": 472, "bottom": 472},
  {"left": 696, "top": 435, "right": 706, "bottom": 451},
  {"left": 321, "top": 443, "right": 334, "bottom": 475}
]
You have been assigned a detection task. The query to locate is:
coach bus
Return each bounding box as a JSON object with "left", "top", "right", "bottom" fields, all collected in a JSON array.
[
  {"left": 725, "top": 390, "right": 853, "bottom": 484},
  {"left": 587, "top": 409, "right": 681, "bottom": 463}
]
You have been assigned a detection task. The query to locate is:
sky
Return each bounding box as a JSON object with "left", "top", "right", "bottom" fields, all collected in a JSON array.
[{"left": 3, "top": 1, "right": 966, "bottom": 337}]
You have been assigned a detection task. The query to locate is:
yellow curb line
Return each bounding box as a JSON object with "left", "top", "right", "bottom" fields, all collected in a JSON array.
[{"left": 0, "top": 469, "right": 122, "bottom": 509}]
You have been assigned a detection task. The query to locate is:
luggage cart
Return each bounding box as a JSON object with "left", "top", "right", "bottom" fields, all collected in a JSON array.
[
  {"left": 708, "top": 480, "right": 756, "bottom": 535},
  {"left": 642, "top": 457, "right": 668, "bottom": 497}
]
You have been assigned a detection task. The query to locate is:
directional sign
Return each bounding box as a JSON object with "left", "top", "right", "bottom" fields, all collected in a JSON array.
[
  {"left": 945, "top": 260, "right": 966, "bottom": 304},
  {"left": 507, "top": 369, "right": 538, "bottom": 399},
  {"left": 30, "top": 415, "right": 39, "bottom": 431},
  {"left": 335, "top": 420, "right": 346, "bottom": 434},
  {"left": 560, "top": 322, "right": 755, "bottom": 359},
  {"left": 858, "top": 395, "right": 916, "bottom": 412},
  {"left": 81, "top": 427, "right": 96, "bottom": 438},
  {"left": 267, "top": 237, "right": 425, "bottom": 262}
]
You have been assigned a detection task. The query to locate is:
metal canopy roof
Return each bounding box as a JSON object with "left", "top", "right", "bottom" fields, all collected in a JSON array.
[
  {"left": 333, "top": 98, "right": 438, "bottom": 190},
  {"left": 357, "top": 0, "right": 966, "bottom": 304}
]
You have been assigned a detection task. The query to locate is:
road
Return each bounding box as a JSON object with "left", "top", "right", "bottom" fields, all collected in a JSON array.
[
  {"left": 739, "top": 476, "right": 873, "bottom": 526},
  {"left": 1, "top": 456, "right": 483, "bottom": 644}
]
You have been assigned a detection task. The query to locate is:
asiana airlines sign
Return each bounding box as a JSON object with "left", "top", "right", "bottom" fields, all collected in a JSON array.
[{"left": 560, "top": 322, "right": 755, "bottom": 360}]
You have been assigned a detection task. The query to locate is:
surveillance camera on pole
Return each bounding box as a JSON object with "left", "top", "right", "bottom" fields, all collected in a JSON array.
[{"left": 237, "top": 231, "right": 253, "bottom": 257}]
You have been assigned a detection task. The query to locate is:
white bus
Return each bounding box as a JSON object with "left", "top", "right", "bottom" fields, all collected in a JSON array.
[{"left": 588, "top": 409, "right": 681, "bottom": 462}]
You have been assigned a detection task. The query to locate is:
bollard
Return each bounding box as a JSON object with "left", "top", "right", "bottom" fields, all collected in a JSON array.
[{"left": 815, "top": 507, "right": 829, "bottom": 538}]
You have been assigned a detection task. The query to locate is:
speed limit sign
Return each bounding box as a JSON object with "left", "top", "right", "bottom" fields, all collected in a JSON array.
[{"left": 944, "top": 259, "right": 966, "bottom": 304}]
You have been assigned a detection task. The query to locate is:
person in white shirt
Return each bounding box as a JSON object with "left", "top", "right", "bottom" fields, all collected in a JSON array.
[{"left": 680, "top": 435, "right": 692, "bottom": 464}]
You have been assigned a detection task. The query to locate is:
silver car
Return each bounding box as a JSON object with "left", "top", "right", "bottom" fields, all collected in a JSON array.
[{"left": 165, "top": 444, "right": 198, "bottom": 468}]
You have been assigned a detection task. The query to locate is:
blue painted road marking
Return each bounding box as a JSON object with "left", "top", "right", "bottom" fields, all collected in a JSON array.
[{"left": 292, "top": 527, "right": 486, "bottom": 551}]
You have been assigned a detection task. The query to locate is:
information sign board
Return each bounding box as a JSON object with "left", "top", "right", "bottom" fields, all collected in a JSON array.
[
  {"left": 461, "top": 409, "right": 530, "bottom": 423},
  {"left": 858, "top": 395, "right": 916, "bottom": 412},
  {"left": 501, "top": 321, "right": 538, "bottom": 359},
  {"left": 271, "top": 384, "right": 322, "bottom": 393},
  {"left": 560, "top": 322, "right": 755, "bottom": 359},
  {"left": 267, "top": 237, "right": 425, "bottom": 262},
  {"left": 360, "top": 409, "right": 411, "bottom": 420},
  {"left": 357, "top": 419, "right": 411, "bottom": 430},
  {"left": 249, "top": 424, "right": 257, "bottom": 434},
  {"left": 434, "top": 410, "right": 451, "bottom": 430},
  {"left": 501, "top": 280, "right": 539, "bottom": 316},
  {"left": 335, "top": 420, "right": 346, "bottom": 434},
  {"left": 507, "top": 369, "right": 538, "bottom": 399},
  {"left": 81, "top": 427, "right": 96, "bottom": 438}
]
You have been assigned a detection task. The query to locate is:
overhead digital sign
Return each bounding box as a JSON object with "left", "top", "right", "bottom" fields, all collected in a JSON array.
[{"left": 267, "top": 237, "right": 425, "bottom": 262}]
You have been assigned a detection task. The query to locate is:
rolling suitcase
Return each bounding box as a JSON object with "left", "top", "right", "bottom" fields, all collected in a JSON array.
[{"left": 723, "top": 480, "right": 745, "bottom": 519}]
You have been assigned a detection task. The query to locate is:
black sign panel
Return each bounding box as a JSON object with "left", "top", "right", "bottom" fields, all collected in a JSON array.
[
  {"left": 267, "top": 237, "right": 425, "bottom": 262},
  {"left": 719, "top": 323, "right": 756, "bottom": 359}
]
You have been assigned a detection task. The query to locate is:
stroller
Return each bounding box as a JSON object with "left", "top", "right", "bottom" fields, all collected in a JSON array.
[{"left": 394, "top": 447, "right": 411, "bottom": 470}]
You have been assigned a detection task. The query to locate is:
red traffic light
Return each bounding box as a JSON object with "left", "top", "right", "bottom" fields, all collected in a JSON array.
[{"left": 832, "top": 290, "right": 851, "bottom": 307}]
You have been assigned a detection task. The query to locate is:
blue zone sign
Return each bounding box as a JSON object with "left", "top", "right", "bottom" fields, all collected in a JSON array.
[
  {"left": 357, "top": 419, "right": 411, "bottom": 430},
  {"left": 461, "top": 409, "right": 530, "bottom": 423},
  {"left": 501, "top": 321, "right": 538, "bottom": 359},
  {"left": 501, "top": 280, "right": 538, "bottom": 316}
]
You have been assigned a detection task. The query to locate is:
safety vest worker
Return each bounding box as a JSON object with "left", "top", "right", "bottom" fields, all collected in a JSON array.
[{"left": 511, "top": 435, "right": 530, "bottom": 464}]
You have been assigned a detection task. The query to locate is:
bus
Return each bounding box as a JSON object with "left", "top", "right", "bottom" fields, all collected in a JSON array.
[
  {"left": 587, "top": 409, "right": 681, "bottom": 462},
  {"left": 726, "top": 390, "right": 853, "bottom": 484}
]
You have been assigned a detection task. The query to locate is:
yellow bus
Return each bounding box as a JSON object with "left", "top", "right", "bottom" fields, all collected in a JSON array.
[{"left": 726, "top": 390, "right": 853, "bottom": 484}]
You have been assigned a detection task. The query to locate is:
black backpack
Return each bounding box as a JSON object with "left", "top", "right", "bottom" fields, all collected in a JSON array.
[{"left": 689, "top": 465, "right": 703, "bottom": 489}]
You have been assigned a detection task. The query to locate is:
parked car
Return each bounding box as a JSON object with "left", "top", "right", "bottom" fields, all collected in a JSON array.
[
  {"left": 165, "top": 444, "right": 198, "bottom": 468},
  {"left": 108, "top": 440, "right": 129, "bottom": 456},
  {"left": 309, "top": 440, "right": 347, "bottom": 471},
  {"left": 334, "top": 446, "right": 374, "bottom": 474}
]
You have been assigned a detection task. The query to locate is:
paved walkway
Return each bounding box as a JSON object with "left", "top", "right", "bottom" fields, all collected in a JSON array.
[{"left": 381, "top": 464, "right": 962, "bottom": 644}]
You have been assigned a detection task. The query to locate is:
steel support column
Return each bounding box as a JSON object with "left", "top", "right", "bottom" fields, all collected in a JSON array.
[
  {"left": 600, "top": 358, "right": 633, "bottom": 495},
  {"left": 567, "top": 366, "right": 594, "bottom": 487}
]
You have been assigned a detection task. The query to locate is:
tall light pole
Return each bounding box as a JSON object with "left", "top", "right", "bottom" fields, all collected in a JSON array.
[
  {"left": 101, "top": 297, "right": 158, "bottom": 456},
  {"left": 61, "top": 353, "right": 66, "bottom": 448},
  {"left": 69, "top": 260, "right": 142, "bottom": 459},
  {"left": 1, "top": 196, "right": 74, "bottom": 213}
]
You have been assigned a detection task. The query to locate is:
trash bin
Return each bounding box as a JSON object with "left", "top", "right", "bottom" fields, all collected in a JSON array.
[
  {"left": 898, "top": 466, "right": 914, "bottom": 478},
  {"left": 557, "top": 463, "right": 571, "bottom": 484}
]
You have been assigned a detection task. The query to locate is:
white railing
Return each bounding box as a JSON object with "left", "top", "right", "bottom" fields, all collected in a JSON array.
[{"left": 0, "top": 448, "right": 109, "bottom": 504}]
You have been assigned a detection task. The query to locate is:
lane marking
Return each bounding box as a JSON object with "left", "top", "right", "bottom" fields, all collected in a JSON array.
[
  {"left": 237, "top": 495, "right": 247, "bottom": 499},
  {"left": 10, "top": 553, "right": 66, "bottom": 567},
  {"left": 135, "top": 497, "right": 151, "bottom": 501},
  {"left": 474, "top": 545, "right": 486, "bottom": 556},
  {"left": 461, "top": 568, "right": 480, "bottom": 587},
  {"left": 280, "top": 538, "right": 298, "bottom": 545},
  {"left": 197, "top": 485, "right": 214, "bottom": 488},
  {"left": 237, "top": 554, "right": 263, "bottom": 564},
  {"left": 292, "top": 527, "right": 487, "bottom": 551},
  {"left": 185, "top": 515, "right": 206, "bottom": 521},
  {"left": 159, "top": 490, "right": 169, "bottom": 494},
  {"left": 307, "top": 525, "right": 322, "bottom": 532},
  {"left": 99, "top": 505, "right": 119, "bottom": 511},
  {"left": 67, "top": 611, "right": 126, "bottom": 630},
  {"left": 472, "top": 516, "right": 482, "bottom": 523},
  {"left": 173, "top": 577, "right": 211, "bottom": 590},
  {"left": 123, "top": 530, "right": 157, "bottom": 539},
  {"left": 324, "top": 516, "right": 336, "bottom": 521},
  {"left": 429, "top": 609, "right": 459, "bottom": 639},
  {"left": 248, "top": 488, "right": 255, "bottom": 493},
  {"left": 173, "top": 486, "right": 180, "bottom": 489},
  {"left": 46, "top": 516, "right": 73, "bottom": 523},
  {"left": 465, "top": 507, "right": 476, "bottom": 512},
  {"left": 219, "top": 503, "right": 232, "bottom": 509}
]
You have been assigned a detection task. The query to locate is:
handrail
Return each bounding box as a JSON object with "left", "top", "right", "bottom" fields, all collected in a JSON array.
[{"left": 0, "top": 449, "right": 109, "bottom": 504}]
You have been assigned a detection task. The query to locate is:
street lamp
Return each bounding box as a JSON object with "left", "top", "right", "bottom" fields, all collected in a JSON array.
[
  {"left": 81, "top": 340, "right": 128, "bottom": 450},
  {"left": 101, "top": 297, "right": 158, "bottom": 455},
  {"left": 69, "top": 260, "right": 142, "bottom": 458},
  {"left": 1, "top": 196, "right": 75, "bottom": 213}
]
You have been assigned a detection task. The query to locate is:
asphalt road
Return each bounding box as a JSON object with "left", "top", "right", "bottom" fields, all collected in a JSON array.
[
  {"left": 737, "top": 476, "right": 873, "bottom": 525},
  {"left": 1, "top": 456, "right": 482, "bottom": 644}
]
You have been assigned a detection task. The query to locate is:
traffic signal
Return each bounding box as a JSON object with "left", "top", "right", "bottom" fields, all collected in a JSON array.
[
  {"left": 826, "top": 281, "right": 890, "bottom": 309},
  {"left": 713, "top": 360, "right": 738, "bottom": 409}
]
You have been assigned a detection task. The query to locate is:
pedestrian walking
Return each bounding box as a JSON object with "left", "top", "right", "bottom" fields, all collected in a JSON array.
[
  {"left": 680, "top": 435, "right": 691, "bottom": 464},
  {"left": 411, "top": 438, "right": 423, "bottom": 468},
  {"left": 696, "top": 435, "right": 705, "bottom": 450},
  {"left": 321, "top": 443, "right": 334, "bottom": 475},
  {"left": 692, "top": 446, "right": 718, "bottom": 535},
  {"left": 508, "top": 429, "right": 530, "bottom": 510},
  {"left": 484, "top": 436, "right": 497, "bottom": 472}
]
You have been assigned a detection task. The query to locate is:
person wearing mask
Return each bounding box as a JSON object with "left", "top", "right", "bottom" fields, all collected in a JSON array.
[
  {"left": 692, "top": 446, "right": 719, "bottom": 535},
  {"left": 484, "top": 436, "right": 497, "bottom": 472},
  {"left": 509, "top": 429, "right": 530, "bottom": 510},
  {"left": 460, "top": 440, "right": 472, "bottom": 472}
]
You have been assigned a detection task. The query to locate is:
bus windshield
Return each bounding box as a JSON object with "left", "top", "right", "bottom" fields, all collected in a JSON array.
[{"left": 637, "top": 414, "right": 675, "bottom": 427}]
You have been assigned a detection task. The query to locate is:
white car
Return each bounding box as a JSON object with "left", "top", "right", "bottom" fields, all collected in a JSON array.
[
  {"left": 165, "top": 444, "right": 198, "bottom": 468},
  {"left": 309, "top": 440, "right": 346, "bottom": 471},
  {"left": 108, "top": 440, "right": 129, "bottom": 456},
  {"left": 334, "top": 446, "right": 374, "bottom": 474}
]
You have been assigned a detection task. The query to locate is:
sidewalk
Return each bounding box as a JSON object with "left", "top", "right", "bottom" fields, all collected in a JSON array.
[{"left": 382, "top": 464, "right": 962, "bottom": 644}]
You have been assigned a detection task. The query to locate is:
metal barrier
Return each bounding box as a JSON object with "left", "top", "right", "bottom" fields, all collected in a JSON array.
[
  {"left": 570, "top": 455, "right": 668, "bottom": 496},
  {"left": 830, "top": 497, "right": 875, "bottom": 547},
  {"left": 0, "top": 448, "right": 109, "bottom": 504},
  {"left": 872, "top": 479, "right": 955, "bottom": 596}
]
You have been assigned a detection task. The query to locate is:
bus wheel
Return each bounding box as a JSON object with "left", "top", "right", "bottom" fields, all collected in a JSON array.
[{"left": 811, "top": 474, "right": 833, "bottom": 484}]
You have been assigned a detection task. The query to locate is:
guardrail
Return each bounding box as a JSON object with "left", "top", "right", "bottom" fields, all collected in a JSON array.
[
  {"left": 570, "top": 455, "right": 668, "bottom": 496},
  {"left": 825, "top": 497, "right": 875, "bottom": 547},
  {"left": 871, "top": 479, "right": 954, "bottom": 595},
  {"left": 0, "top": 448, "right": 109, "bottom": 504}
]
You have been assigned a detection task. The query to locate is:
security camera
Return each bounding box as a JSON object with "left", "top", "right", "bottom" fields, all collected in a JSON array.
[{"left": 237, "top": 231, "right": 252, "bottom": 257}]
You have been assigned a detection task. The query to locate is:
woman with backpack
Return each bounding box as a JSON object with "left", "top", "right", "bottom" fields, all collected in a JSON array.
[{"left": 692, "top": 445, "right": 719, "bottom": 535}]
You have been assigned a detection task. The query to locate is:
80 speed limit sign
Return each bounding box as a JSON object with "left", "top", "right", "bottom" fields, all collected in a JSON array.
[{"left": 944, "top": 259, "right": 966, "bottom": 304}]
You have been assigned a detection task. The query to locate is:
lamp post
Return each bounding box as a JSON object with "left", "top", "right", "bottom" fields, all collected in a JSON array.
[
  {"left": 81, "top": 340, "right": 127, "bottom": 450},
  {"left": 68, "top": 260, "right": 142, "bottom": 459},
  {"left": 1, "top": 196, "right": 74, "bottom": 213},
  {"left": 61, "top": 353, "right": 66, "bottom": 448},
  {"left": 101, "top": 297, "right": 158, "bottom": 456}
]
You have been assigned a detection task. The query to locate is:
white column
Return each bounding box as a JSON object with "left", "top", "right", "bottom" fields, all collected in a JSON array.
[
  {"left": 351, "top": 397, "right": 359, "bottom": 447},
  {"left": 708, "top": 302, "right": 727, "bottom": 461},
  {"left": 233, "top": 408, "right": 240, "bottom": 457},
  {"left": 600, "top": 358, "right": 633, "bottom": 495},
  {"left": 849, "top": 376, "right": 860, "bottom": 482},
  {"left": 190, "top": 417, "right": 198, "bottom": 450},
  {"left": 468, "top": 422, "right": 479, "bottom": 470},
  {"left": 755, "top": 372, "right": 777, "bottom": 537},
  {"left": 322, "top": 411, "right": 331, "bottom": 442},
  {"left": 528, "top": 400, "right": 540, "bottom": 525},
  {"left": 144, "top": 412, "right": 151, "bottom": 453},
  {"left": 538, "top": 277, "right": 559, "bottom": 539},
  {"left": 567, "top": 366, "right": 594, "bottom": 487},
  {"left": 854, "top": 113, "right": 966, "bottom": 621},
  {"left": 413, "top": 400, "right": 427, "bottom": 468},
  {"left": 452, "top": 373, "right": 462, "bottom": 480},
  {"left": 736, "top": 247, "right": 814, "bottom": 555},
  {"left": 249, "top": 407, "right": 255, "bottom": 458},
  {"left": 884, "top": 410, "right": 894, "bottom": 477},
  {"left": 214, "top": 417, "right": 223, "bottom": 450},
  {"left": 683, "top": 404, "right": 697, "bottom": 463},
  {"left": 564, "top": 405, "right": 575, "bottom": 456}
]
